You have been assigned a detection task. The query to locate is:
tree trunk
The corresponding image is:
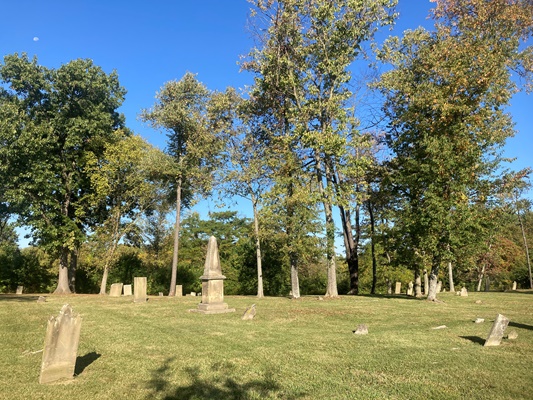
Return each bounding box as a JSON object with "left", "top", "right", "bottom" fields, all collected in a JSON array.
[
  {"left": 68, "top": 248, "right": 78, "bottom": 293},
  {"left": 423, "top": 269, "right": 429, "bottom": 295},
  {"left": 517, "top": 205, "right": 533, "bottom": 289},
  {"left": 290, "top": 256, "right": 300, "bottom": 299},
  {"left": 169, "top": 179, "right": 182, "bottom": 297},
  {"left": 252, "top": 197, "right": 264, "bottom": 298},
  {"left": 99, "top": 265, "right": 109, "bottom": 295},
  {"left": 426, "top": 261, "right": 440, "bottom": 301},
  {"left": 324, "top": 201, "right": 338, "bottom": 298},
  {"left": 368, "top": 201, "right": 377, "bottom": 295},
  {"left": 53, "top": 247, "right": 72, "bottom": 294},
  {"left": 477, "top": 263, "right": 486, "bottom": 292},
  {"left": 448, "top": 261, "right": 455, "bottom": 292}
]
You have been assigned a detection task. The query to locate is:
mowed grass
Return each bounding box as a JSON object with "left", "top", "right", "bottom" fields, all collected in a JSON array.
[{"left": 1, "top": 291, "right": 532, "bottom": 400}]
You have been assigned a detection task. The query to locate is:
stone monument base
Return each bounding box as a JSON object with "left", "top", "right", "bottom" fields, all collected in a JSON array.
[{"left": 189, "top": 302, "right": 235, "bottom": 314}]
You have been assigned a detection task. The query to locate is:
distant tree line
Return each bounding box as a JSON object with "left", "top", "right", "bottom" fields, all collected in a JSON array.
[{"left": 1, "top": 0, "right": 532, "bottom": 296}]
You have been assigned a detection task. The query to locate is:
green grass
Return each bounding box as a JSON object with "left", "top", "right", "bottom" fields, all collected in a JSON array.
[{"left": 1, "top": 291, "right": 532, "bottom": 399}]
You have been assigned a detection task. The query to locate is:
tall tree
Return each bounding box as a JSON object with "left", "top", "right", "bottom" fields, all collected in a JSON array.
[
  {"left": 141, "top": 73, "right": 223, "bottom": 296},
  {"left": 0, "top": 54, "right": 126, "bottom": 294},
  {"left": 377, "top": 0, "right": 533, "bottom": 301}
]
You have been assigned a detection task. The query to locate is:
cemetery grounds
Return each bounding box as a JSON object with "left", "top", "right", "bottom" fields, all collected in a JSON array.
[{"left": 0, "top": 291, "right": 532, "bottom": 399}]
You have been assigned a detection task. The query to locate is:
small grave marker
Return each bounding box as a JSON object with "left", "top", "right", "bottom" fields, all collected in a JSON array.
[
  {"left": 123, "top": 284, "right": 132, "bottom": 296},
  {"left": 242, "top": 304, "right": 256, "bottom": 320},
  {"left": 109, "top": 283, "right": 123, "bottom": 297},
  {"left": 353, "top": 324, "right": 368, "bottom": 335},
  {"left": 484, "top": 314, "right": 509, "bottom": 347},
  {"left": 395, "top": 282, "right": 401, "bottom": 294},
  {"left": 16, "top": 286, "right": 23, "bottom": 294}
]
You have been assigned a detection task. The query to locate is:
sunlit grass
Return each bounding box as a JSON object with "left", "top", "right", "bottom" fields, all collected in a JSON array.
[{"left": 1, "top": 291, "right": 532, "bottom": 399}]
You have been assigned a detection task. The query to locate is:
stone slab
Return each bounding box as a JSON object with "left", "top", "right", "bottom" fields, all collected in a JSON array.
[
  {"left": 484, "top": 314, "right": 509, "bottom": 347},
  {"left": 134, "top": 277, "right": 147, "bottom": 303},
  {"left": 123, "top": 284, "right": 132, "bottom": 296},
  {"left": 109, "top": 283, "right": 123, "bottom": 297}
]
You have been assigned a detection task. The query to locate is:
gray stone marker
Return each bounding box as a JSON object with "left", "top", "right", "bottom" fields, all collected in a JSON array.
[
  {"left": 16, "top": 285, "right": 23, "bottom": 294},
  {"left": 423, "top": 270, "right": 429, "bottom": 295},
  {"left": 123, "top": 284, "right": 132, "bottom": 296},
  {"left": 190, "top": 292, "right": 197, "bottom": 297},
  {"left": 109, "top": 283, "right": 123, "bottom": 297},
  {"left": 353, "top": 324, "right": 369, "bottom": 335},
  {"left": 242, "top": 304, "right": 256, "bottom": 320},
  {"left": 407, "top": 281, "right": 414, "bottom": 296},
  {"left": 159, "top": 292, "right": 164, "bottom": 297},
  {"left": 176, "top": 285, "right": 183, "bottom": 297},
  {"left": 507, "top": 330, "right": 518, "bottom": 340},
  {"left": 190, "top": 236, "right": 235, "bottom": 314},
  {"left": 460, "top": 287, "right": 468, "bottom": 297},
  {"left": 512, "top": 281, "right": 517, "bottom": 291},
  {"left": 37, "top": 296, "right": 47, "bottom": 303},
  {"left": 474, "top": 318, "right": 485, "bottom": 324},
  {"left": 134, "top": 277, "right": 147, "bottom": 303},
  {"left": 395, "top": 282, "right": 401, "bottom": 295},
  {"left": 484, "top": 314, "right": 509, "bottom": 347},
  {"left": 39, "top": 304, "right": 81, "bottom": 384}
]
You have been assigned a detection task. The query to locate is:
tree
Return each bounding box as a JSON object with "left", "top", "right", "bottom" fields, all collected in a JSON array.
[
  {"left": 141, "top": 73, "right": 223, "bottom": 296},
  {"left": 377, "top": 0, "right": 533, "bottom": 301},
  {"left": 0, "top": 54, "right": 126, "bottom": 294},
  {"left": 84, "top": 131, "right": 170, "bottom": 294}
]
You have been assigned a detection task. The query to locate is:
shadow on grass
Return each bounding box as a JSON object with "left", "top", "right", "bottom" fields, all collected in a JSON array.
[
  {"left": 509, "top": 321, "right": 533, "bottom": 331},
  {"left": 460, "top": 336, "right": 486, "bottom": 346},
  {"left": 358, "top": 294, "right": 425, "bottom": 301},
  {"left": 0, "top": 294, "right": 41, "bottom": 302},
  {"left": 146, "top": 357, "right": 304, "bottom": 400},
  {"left": 75, "top": 352, "right": 101, "bottom": 376}
]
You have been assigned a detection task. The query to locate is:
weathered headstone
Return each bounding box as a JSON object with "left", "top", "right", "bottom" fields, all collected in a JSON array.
[
  {"left": 475, "top": 300, "right": 483, "bottom": 304},
  {"left": 353, "top": 324, "right": 369, "bottom": 335},
  {"left": 484, "top": 314, "right": 509, "bottom": 347},
  {"left": 176, "top": 285, "right": 183, "bottom": 297},
  {"left": 39, "top": 304, "right": 81, "bottom": 384},
  {"left": 123, "top": 284, "right": 132, "bottom": 296},
  {"left": 190, "top": 292, "right": 197, "bottom": 297},
  {"left": 109, "top": 283, "right": 123, "bottom": 297},
  {"left": 506, "top": 330, "right": 518, "bottom": 340},
  {"left": 159, "top": 292, "right": 164, "bottom": 297},
  {"left": 460, "top": 287, "right": 468, "bottom": 297},
  {"left": 407, "top": 281, "right": 414, "bottom": 296},
  {"left": 133, "top": 277, "right": 147, "bottom": 303},
  {"left": 16, "top": 286, "right": 23, "bottom": 295},
  {"left": 474, "top": 318, "right": 485, "bottom": 324},
  {"left": 190, "top": 236, "right": 235, "bottom": 314},
  {"left": 423, "top": 270, "right": 429, "bottom": 295},
  {"left": 37, "top": 296, "right": 47, "bottom": 303},
  {"left": 242, "top": 304, "right": 256, "bottom": 320},
  {"left": 395, "top": 282, "right": 401, "bottom": 295},
  {"left": 436, "top": 281, "right": 442, "bottom": 293},
  {"left": 512, "top": 281, "right": 517, "bottom": 291}
]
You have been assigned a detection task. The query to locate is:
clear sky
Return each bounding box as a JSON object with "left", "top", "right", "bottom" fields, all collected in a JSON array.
[{"left": 1, "top": 0, "right": 532, "bottom": 237}]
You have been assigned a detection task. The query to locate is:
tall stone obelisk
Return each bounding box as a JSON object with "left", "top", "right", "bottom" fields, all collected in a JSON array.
[{"left": 190, "top": 236, "right": 235, "bottom": 314}]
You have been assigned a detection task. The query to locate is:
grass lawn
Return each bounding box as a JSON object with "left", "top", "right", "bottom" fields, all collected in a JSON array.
[{"left": 1, "top": 291, "right": 532, "bottom": 399}]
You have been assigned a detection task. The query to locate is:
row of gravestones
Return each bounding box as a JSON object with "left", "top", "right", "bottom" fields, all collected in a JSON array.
[{"left": 390, "top": 280, "right": 519, "bottom": 296}]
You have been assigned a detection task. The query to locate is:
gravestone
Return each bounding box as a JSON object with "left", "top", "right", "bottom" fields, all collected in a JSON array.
[
  {"left": 16, "top": 286, "right": 23, "bottom": 294},
  {"left": 436, "top": 281, "right": 442, "bottom": 293},
  {"left": 407, "top": 281, "right": 414, "bottom": 296},
  {"left": 190, "top": 236, "right": 235, "bottom": 314},
  {"left": 37, "top": 296, "right": 47, "bottom": 303},
  {"left": 176, "top": 285, "right": 183, "bottom": 297},
  {"left": 395, "top": 282, "right": 401, "bottom": 295},
  {"left": 39, "top": 304, "right": 81, "bottom": 384},
  {"left": 133, "top": 277, "right": 147, "bottom": 303},
  {"left": 159, "top": 292, "right": 164, "bottom": 297},
  {"left": 123, "top": 284, "right": 132, "bottom": 296},
  {"left": 190, "top": 292, "right": 197, "bottom": 297},
  {"left": 109, "top": 283, "right": 123, "bottom": 297},
  {"left": 474, "top": 318, "right": 485, "bottom": 324},
  {"left": 512, "top": 281, "right": 517, "bottom": 291},
  {"left": 242, "top": 304, "right": 256, "bottom": 320},
  {"left": 423, "top": 270, "right": 429, "bottom": 295},
  {"left": 353, "top": 324, "right": 368, "bottom": 335},
  {"left": 484, "top": 314, "right": 509, "bottom": 347},
  {"left": 507, "top": 330, "right": 518, "bottom": 340},
  {"left": 460, "top": 287, "right": 468, "bottom": 297}
]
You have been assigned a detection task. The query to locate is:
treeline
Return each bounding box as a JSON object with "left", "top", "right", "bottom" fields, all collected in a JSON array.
[{"left": 1, "top": 0, "right": 532, "bottom": 296}]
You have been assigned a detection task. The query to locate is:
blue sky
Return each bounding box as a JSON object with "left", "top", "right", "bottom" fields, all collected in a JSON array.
[{"left": 2, "top": 1, "right": 532, "bottom": 244}]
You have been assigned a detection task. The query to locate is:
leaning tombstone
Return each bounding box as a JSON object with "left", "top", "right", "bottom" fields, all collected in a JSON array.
[
  {"left": 395, "top": 282, "right": 401, "bottom": 295},
  {"left": 123, "top": 284, "right": 132, "bottom": 296},
  {"left": 39, "top": 304, "right": 81, "bottom": 384},
  {"left": 16, "top": 286, "right": 23, "bottom": 295},
  {"left": 242, "top": 304, "right": 256, "bottom": 320},
  {"left": 109, "top": 283, "right": 123, "bottom": 297},
  {"left": 460, "top": 287, "right": 468, "bottom": 297},
  {"left": 484, "top": 314, "right": 510, "bottom": 347},
  {"left": 133, "top": 277, "right": 148, "bottom": 303},
  {"left": 190, "top": 236, "right": 235, "bottom": 314},
  {"left": 423, "top": 270, "right": 429, "bottom": 295},
  {"left": 512, "top": 281, "right": 517, "bottom": 291}
]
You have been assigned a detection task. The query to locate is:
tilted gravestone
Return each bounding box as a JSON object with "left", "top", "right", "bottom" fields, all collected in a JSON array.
[
  {"left": 134, "top": 277, "right": 147, "bottom": 303},
  {"left": 109, "top": 283, "right": 123, "bottom": 297},
  {"left": 16, "top": 286, "right": 23, "bottom": 294},
  {"left": 39, "top": 304, "right": 81, "bottom": 384},
  {"left": 484, "top": 314, "right": 509, "bottom": 347},
  {"left": 394, "top": 282, "right": 401, "bottom": 295},
  {"left": 190, "top": 236, "right": 235, "bottom": 314},
  {"left": 123, "top": 284, "right": 132, "bottom": 296},
  {"left": 242, "top": 304, "right": 256, "bottom": 320}
]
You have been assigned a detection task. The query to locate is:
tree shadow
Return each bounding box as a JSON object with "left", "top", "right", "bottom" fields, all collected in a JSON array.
[
  {"left": 0, "top": 294, "right": 41, "bottom": 302},
  {"left": 509, "top": 321, "right": 533, "bottom": 331},
  {"left": 459, "top": 336, "right": 486, "bottom": 346},
  {"left": 359, "top": 294, "right": 425, "bottom": 301},
  {"left": 75, "top": 352, "right": 101, "bottom": 376},
  {"left": 145, "top": 357, "right": 305, "bottom": 400}
]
